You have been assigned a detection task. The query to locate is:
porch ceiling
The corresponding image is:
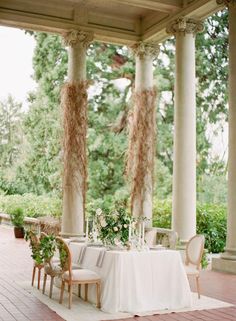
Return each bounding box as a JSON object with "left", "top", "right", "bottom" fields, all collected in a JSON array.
[{"left": 0, "top": 0, "right": 223, "bottom": 44}]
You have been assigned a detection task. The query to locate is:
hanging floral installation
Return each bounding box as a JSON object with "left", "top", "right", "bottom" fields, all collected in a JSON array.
[
  {"left": 61, "top": 81, "right": 88, "bottom": 210},
  {"left": 126, "top": 88, "right": 157, "bottom": 214}
]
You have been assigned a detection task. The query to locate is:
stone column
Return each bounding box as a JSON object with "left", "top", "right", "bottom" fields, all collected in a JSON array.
[
  {"left": 167, "top": 18, "right": 203, "bottom": 243},
  {"left": 219, "top": 0, "right": 236, "bottom": 261},
  {"left": 61, "top": 30, "right": 93, "bottom": 237},
  {"left": 127, "top": 42, "right": 159, "bottom": 226}
]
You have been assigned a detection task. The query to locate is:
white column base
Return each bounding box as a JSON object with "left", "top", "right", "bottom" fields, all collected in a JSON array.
[
  {"left": 59, "top": 231, "right": 84, "bottom": 238},
  {"left": 212, "top": 257, "right": 236, "bottom": 274},
  {"left": 221, "top": 248, "right": 236, "bottom": 260}
]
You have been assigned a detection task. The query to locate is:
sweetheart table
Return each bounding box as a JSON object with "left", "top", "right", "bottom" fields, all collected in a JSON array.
[{"left": 68, "top": 242, "right": 192, "bottom": 313}]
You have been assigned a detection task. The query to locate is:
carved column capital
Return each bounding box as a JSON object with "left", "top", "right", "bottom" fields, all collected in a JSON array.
[
  {"left": 130, "top": 41, "right": 160, "bottom": 59},
  {"left": 166, "top": 17, "right": 204, "bottom": 36},
  {"left": 62, "top": 30, "right": 94, "bottom": 48},
  {"left": 216, "top": 0, "right": 236, "bottom": 6}
]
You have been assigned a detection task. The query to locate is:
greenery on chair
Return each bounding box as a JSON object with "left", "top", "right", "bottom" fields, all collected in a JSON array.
[
  {"left": 40, "top": 234, "right": 57, "bottom": 262},
  {"left": 25, "top": 230, "right": 56, "bottom": 264},
  {"left": 25, "top": 230, "right": 43, "bottom": 265}
]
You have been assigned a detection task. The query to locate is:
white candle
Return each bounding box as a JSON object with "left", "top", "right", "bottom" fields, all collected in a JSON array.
[
  {"left": 138, "top": 223, "right": 141, "bottom": 245},
  {"left": 85, "top": 219, "right": 89, "bottom": 239},
  {"left": 128, "top": 221, "right": 131, "bottom": 242},
  {"left": 142, "top": 222, "right": 145, "bottom": 245}
]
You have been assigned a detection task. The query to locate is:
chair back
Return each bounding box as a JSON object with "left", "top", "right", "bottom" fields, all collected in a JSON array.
[
  {"left": 186, "top": 234, "right": 205, "bottom": 269},
  {"left": 56, "top": 237, "right": 72, "bottom": 277},
  {"left": 25, "top": 230, "right": 42, "bottom": 265},
  {"left": 145, "top": 229, "right": 157, "bottom": 247}
]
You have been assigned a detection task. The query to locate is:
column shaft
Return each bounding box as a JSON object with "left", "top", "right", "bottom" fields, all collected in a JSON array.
[
  {"left": 167, "top": 18, "right": 203, "bottom": 243},
  {"left": 134, "top": 54, "right": 154, "bottom": 224},
  {"left": 127, "top": 42, "right": 158, "bottom": 227},
  {"left": 61, "top": 30, "right": 92, "bottom": 237},
  {"left": 173, "top": 32, "right": 196, "bottom": 243},
  {"left": 222, "top": 2, "right": 236, "bottom": 259}
]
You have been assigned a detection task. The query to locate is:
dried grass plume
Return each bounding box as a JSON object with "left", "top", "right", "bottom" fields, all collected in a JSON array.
[
  {"left": 61, "top": 81, "right": 88, "bottom": 209},
  {"left": 126, "top": 88, "right": 157, "bottom": 213}
]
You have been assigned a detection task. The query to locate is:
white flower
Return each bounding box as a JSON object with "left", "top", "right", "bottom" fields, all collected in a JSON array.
[
  {"left": 132, "top": 222, "right": 136, "bottom": 229},
  {"left": 100, "top": 219, "right": 107, "bottom": 228},
  {"left": 123, "top": 224, "right": 128, "bottom": 228},
  {"left": 112, "top": 210, "right": 119, "bottom": 218},
  {"left": 114, "top": 238, "right": 120, "bottom": 245},
  {"left": 113, "top": 226, "right": 119, "bottom": 232},
  {"left": 96, "top": 208, "right": 103, "bottom": 216}
]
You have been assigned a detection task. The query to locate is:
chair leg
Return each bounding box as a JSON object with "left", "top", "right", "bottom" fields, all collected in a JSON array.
[
  {"left": 37, "top": 267, "right": 41, "bottom": 290},
  {"left": 59, "top": 280, "right": 65, "bottom": 304},
  {"left": 42, "top": 273, "right": 47, "bottom": 294},
  {"left": 32, "top": 266, "right": 36, "bottom": 287},
  {"left": 49, "top": 276, "right": 54, "bottom": 299},
  {"left": 96, "top": 282, "right": 101, "bottom": 309},
  {"left": 196, "top": 275, "right": 201, "bottom": 299},
  {"left": 85, "top": 284, "right": 88, "bottom": 301},
  {"left": 78, "top": 284, "right": 81, "bottom": 297},
  {"left": 68, "top": 283, "right": 72, "bottom": 309}
]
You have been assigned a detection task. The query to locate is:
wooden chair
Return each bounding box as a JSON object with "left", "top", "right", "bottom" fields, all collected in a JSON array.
[
  {"left": 42, "top": 235, "right": 80, "bottom": 299},
  {"left": 56, "top": 237, "right": 101, "bottom": 309},
  {"left": 41, "top": 234, "right": 61, "bottom": 299},
  {"left": 184, "top": 234, "right": 205, "bottom": 299},
  {"left": 26, "top": 230, "right": 44, "bottom": 290}
]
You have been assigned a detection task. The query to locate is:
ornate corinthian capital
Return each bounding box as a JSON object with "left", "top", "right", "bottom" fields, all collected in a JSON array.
[
  {"left": 216, "top": 0, "right": 236, "bottom": 6},
  {"left": 166, "top": 17, "right": 204, "bottom": 36},
  {"left": 130, "top": 41, "right": 159, "bottom": 59},
  {"left": 63, "top": 30, "right": 94, "bottom": 48}
]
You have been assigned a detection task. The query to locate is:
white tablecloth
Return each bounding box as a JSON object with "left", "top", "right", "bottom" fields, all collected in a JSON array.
[{"left": 69, "top": 243, "right": 192, "bottom": 313}]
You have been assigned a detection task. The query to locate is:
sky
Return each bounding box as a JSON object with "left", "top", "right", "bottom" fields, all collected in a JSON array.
[{"left": 0, "top": 26, "right": 36, "bottom": 110}]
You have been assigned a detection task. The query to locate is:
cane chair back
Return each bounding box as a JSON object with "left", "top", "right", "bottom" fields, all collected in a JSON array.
[
  {"left": 186, "top": 234, "right": 205, "bottom": 269},
  {"left": 185, "top": 234, "right": 205, "bottom": 299}
]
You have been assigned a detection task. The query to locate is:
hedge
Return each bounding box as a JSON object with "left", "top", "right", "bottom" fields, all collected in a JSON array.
[
  {"left": 153, "top": 199, "right": 227, "bottom": 253},
  {"left": 0, "top": 193, "right": 61, "bottom": 218},
  {"left": 0, "top": 194, "right": 227, "bottom": 253}
]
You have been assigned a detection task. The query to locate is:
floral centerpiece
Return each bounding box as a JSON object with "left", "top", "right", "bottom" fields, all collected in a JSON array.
[{"left": 93, "top": 206, "right": 132, "bottom": 247}]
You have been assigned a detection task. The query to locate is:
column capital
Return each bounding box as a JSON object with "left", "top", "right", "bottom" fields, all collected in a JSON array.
[
  {"left": 62, "top": 29, "right": 94, "bottom": 48},
  {"left": 166, "top": 17, "right": 204, "bottom": 36},
  {"left": 130, "top": 41, "right": 159, "bottom": 59},
  {"left": 216, "top": 0, "right": 236, "bottom": 6}
]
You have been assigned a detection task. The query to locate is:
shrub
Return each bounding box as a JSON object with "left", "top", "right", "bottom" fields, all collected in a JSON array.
[
  {"left": 196, "top": 203, "right": 226, "bottom": 253},
  {"left": 10, "top": 207, "right": 24, "bottom": 227},
  {"left": 152, "top": 199, "right": 227, "bottom": 253},
  {"left": 152, "top": 199, "right": 172, "bottom": 228},
  {"left": 0, "top": 193, "right": 62, "bottom": 218}
]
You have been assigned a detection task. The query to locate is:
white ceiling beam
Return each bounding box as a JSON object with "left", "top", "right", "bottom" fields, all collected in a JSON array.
[{"left": 110, "top": 0, "right": 182, "bottom": 13}]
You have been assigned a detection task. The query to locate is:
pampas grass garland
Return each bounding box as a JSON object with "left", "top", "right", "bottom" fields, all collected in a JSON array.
[
  {"left": 126, "top": 88, "right": 157, "bottom": 214},
  {"left": 61, "top": 81, "right": 88, "bottom": 209}
]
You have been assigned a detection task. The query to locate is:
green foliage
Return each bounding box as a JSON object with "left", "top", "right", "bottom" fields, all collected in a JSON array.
[
  {"left": 0, "top": 193, "right": 61, "bottom": 218},
  {"left": 152, "top": 199, "right": 172, "bottom": 228},
  {"left": 56, "top": 239, "right": 69, "bottom": 269},
  {"left": 25, "top": 230, "right": 43, "bottom": 265},
  {"left": 0, "top": 95, "right": 25, "bottom": 168},
  {"left": 92, "top": 204, "right": 131, "bottom": 246},
  {"left": 10, "top": 207, "right": 24, "bottom": 227},
  {"left": 201, "top": 250, "right": 209, "bottom": 269},
  {"left": 40, "top": 234, "right": 57, "bottom": 262},
  {"left": 25, "top": 231, "right": 56, "bottom": 264},
  {"left": 152, "top": 200, "right": 227, "bottom": 253},
  {"left": 197, "top": 174, "right": 227, "bottom": 204},
  {"left": 196, "top": 203, "right": 226, "bottom": 253}
]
